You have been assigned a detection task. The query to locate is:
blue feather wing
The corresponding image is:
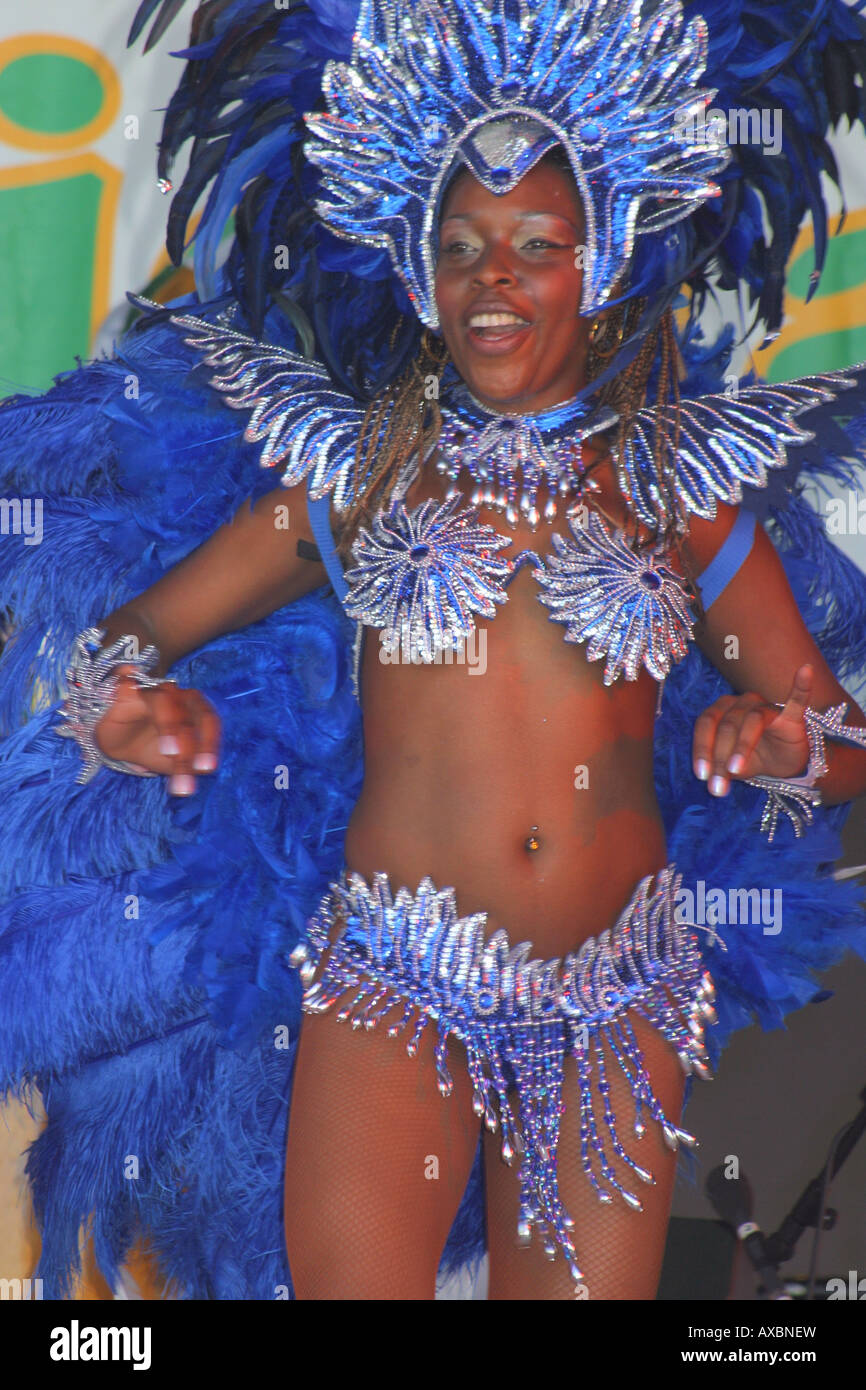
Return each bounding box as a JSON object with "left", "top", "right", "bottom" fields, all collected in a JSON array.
[{"left": 0, "top": 309, "right": 366, "bottom": 1297}]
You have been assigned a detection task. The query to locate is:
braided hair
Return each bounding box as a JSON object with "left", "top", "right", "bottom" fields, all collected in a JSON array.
[{"left": 335, "top": 324, "right": 448, "bottom": 558}]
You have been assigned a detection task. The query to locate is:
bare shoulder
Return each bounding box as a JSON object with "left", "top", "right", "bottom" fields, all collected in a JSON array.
[{"left": 676, "top": 500, "right": 742, "bottom": 573}]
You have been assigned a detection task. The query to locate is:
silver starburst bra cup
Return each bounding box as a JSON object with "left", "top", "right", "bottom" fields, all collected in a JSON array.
[
  {"left": 344, "top": 494, "right": 515, "bottom": 663},
  {"left": 343, "top": 493, "right": 698, "bottom": 684},
  {"left": 535, "top": 508, "right": 695, "bottom": 681},
  {"left": 302, "top": 0, "right": 730, "bottom": 328}
]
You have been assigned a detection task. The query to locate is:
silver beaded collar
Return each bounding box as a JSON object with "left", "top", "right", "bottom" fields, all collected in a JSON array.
[{"left": 435, "top": 379, "right": 618, "bottom": 527}]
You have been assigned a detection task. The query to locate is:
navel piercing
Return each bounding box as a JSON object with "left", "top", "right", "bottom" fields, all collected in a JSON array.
[{"left": 524, "top": 826, "right": 542, "bottom": 853}]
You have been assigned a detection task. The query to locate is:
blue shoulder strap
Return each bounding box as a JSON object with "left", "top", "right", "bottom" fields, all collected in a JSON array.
[
  {"left": 696, "top": 507, "right": 757, "bottom": 611},
  {"left": 306, "top": 486, "right": 350, "bottom": 604}
]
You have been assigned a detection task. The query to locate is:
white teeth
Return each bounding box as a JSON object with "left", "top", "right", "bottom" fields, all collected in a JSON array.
[{"left": 469, "top": 312, "right": 527, "bottom": 329}]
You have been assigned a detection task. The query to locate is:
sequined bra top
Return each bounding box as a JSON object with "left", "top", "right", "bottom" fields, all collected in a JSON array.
[{"left": 306, "top": 483, "right": 758, "bottom": 694}]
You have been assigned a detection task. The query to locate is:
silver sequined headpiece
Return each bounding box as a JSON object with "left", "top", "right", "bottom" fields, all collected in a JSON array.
[{"left": 303, "top": 0, "right": 729, "bottom": 328}]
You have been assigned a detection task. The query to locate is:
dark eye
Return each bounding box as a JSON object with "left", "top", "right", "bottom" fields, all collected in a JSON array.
[
  {"left": 523, "top": 238, "right": 562, "bottom": 250},
  {"left": 440, "top": 240, "right": 476, "bottom": 254}
]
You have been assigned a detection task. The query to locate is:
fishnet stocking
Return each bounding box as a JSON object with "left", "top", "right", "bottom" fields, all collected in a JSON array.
[
  {"left": 283, "top": 1003, "right": 482, "bottom": 1300},
  {"left": 286, "top": 998, "right": 686, "bottom": 1300},
  {"left": 484, "top": 1009, "right": 687, "bottom": 1301}
]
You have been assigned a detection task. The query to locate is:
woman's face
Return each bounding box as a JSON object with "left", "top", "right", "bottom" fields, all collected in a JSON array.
[{"left": 434, "top": 157, "right": 590, "bottom": 413}]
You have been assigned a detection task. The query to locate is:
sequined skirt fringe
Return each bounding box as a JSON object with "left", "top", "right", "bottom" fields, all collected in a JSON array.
[{"left": 290, "top": 863, "right": 717, "bottom": 1289}]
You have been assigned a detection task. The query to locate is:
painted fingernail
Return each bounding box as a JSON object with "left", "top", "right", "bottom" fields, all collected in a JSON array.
[
  {"left": 709, "top": 775, "right": 728, "bottom": 797},
  {"left": 727, "top": 754, "right": 745, "bottom": 775},
  {"left": 158, "top": 735, "right": 180, "bottom": 756},
  {"left": 168, "top": 774, "right": 196, "bottom": 796},
  {"left": 193, "top": 753, "right": 217, "bottom": 772},
  {"left": 695, "top": 760, "right": 710, "bottom": 781}
]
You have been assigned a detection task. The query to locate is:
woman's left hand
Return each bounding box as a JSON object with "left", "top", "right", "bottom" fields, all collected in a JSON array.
[{"left": 693, "top": 663, "right": 814, "bottom": 797}]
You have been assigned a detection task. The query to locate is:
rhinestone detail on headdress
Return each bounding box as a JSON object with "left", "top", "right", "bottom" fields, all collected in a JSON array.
[{"left": 303, "top": 0, "right": 728, "bottom": 327}]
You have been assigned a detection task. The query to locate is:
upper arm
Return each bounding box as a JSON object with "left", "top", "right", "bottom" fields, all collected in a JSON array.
[
  {"left": 677, "top": 502, "right": 851, "bottom": 709},
  {"left": 104, "top": 480, "right": 328, "bottom": 670}
]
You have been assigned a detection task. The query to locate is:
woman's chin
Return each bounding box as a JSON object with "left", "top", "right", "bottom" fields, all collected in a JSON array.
[
  {"left": 455, "top": 370, "right": 563, "bottom": 414},
  {"left": 445, "top": 337, "right": 587, "bottom": 414},
  {"left": 452, "top": 358, "right": 536, "bottom": 409}
]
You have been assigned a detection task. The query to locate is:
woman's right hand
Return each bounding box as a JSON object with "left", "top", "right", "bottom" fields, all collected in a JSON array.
[{"left": 93, "top": 668, "right": 221, "bottom": 795}]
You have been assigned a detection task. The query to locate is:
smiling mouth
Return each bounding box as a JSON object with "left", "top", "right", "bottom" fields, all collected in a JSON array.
[{"left": 466, "top": 312, "right": 532, "bottom": 342}]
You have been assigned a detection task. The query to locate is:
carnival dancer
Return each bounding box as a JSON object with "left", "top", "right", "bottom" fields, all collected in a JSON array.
[{"left": 2, "top": 0, "right": 866, "bottom": 1300}]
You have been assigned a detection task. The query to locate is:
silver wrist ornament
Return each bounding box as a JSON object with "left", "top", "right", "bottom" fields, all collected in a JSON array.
[
  {"left": 55, "top": 627, "right": 170, "bottom": 784},
  {"left": 744, "top": 702, "right": 866, "bottom": 841}
]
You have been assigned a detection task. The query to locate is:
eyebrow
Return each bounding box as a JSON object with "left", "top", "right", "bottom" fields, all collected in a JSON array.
[{"left": 440, "top": 211, "right": 581, "bottom": 232}]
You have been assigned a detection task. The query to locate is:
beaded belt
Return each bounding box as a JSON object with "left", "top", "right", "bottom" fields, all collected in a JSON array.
[{"left": 289, "top": 864, "right": 717, "bottom": 1291}]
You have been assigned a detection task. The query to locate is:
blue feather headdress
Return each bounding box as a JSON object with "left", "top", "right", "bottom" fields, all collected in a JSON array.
[
  {"left": 130, "top": 0, "right": 866, "bottom": 390},
  {"left": 302, "top": 0, "right": 728, "bottom": 327}
]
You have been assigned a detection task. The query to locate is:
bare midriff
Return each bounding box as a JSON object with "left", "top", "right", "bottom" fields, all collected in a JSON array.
[{"left": 342, "top": 455, "right": 671, "bottom": 959}]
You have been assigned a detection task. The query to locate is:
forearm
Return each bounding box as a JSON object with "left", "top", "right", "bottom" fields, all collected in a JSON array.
[{"left": 691, "top": 513, "right": 866, "bottom": 808}]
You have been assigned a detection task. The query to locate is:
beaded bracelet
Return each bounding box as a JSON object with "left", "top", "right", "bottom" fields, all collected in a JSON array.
[
  {"left": 744, "top": 701, "right": 866, "bottom": 840},
  {"left": 54, "top": 626, "right": 170, "bottom": 784}
]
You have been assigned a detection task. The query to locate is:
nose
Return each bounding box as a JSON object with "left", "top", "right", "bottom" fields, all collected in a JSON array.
[{"left": 472, "top": 241, "right": 519, "bottom": 286}]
